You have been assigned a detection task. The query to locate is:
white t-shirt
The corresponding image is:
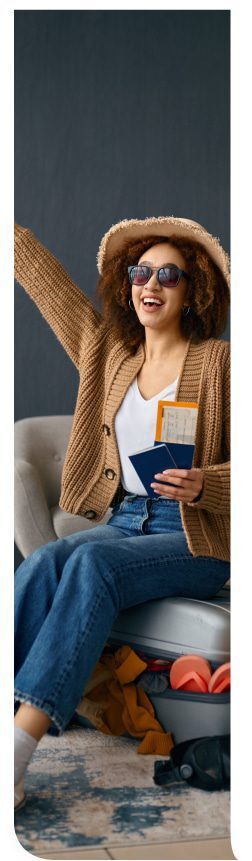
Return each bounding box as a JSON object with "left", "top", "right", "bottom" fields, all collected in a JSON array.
[{"left": 114, "top": 374, "right": 179, "bottom": 495}]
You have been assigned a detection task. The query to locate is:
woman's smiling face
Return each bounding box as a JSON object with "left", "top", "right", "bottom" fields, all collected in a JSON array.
[{"left": 131, "top": 242, "right": 190, "bottom": 331}]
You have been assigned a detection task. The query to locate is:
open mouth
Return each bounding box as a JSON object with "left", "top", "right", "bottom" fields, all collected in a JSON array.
[{"left": 141, "top": 299, "right": 164, "bottom": 311}]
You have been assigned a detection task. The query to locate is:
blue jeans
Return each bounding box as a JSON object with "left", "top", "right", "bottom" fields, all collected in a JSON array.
[{"left": 14, "top": 494, "right": 230, "bottom": 737}]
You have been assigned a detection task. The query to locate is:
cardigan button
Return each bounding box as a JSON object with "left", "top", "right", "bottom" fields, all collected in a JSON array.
[
  {"left": 84, "top": 510, "right": 97, "bottom": 519},
  {"left": 105, "top": 468, "right": 116, "bottom": 480},
  {"left": 102, "top": 424, "right": 110, "bottom": 435}
]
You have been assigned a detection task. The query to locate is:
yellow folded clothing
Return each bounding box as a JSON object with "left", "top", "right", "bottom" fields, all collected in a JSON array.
[{"left": 76, "top": 644, "right": 174, "bottom": 755}]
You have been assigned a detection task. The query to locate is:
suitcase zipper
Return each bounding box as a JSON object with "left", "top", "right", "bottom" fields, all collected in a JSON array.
[
  {"left": 107, "top": 637, "right": 228, "bottom": 670},
  {"left": 148, "top": 688, "right": 230, "bottom": 703}
]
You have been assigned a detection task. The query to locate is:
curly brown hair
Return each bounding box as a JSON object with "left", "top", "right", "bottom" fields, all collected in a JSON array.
[{"left": 95, "top": 233, "right": 230, "bottom": 353}]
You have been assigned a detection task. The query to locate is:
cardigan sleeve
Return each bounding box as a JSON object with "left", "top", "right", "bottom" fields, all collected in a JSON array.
[
  {"left": 14, "top": 223, "right": 104, "bottom": 370},
  {"left": 187, "top": 343, "right": 230, "bottom": 514}
]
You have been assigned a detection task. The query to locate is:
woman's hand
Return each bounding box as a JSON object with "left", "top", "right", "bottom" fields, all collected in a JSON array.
[{"left": 150, "top": 468, "right": 205, "bottom": 503}]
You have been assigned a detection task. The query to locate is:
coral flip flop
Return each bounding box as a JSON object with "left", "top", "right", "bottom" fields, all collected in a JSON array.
[
  {"left": 170, "top": 654, "right": 212, "bottom": 692},
  {"left": 208, "top": 662, "right": 231, "bottom": 693}
]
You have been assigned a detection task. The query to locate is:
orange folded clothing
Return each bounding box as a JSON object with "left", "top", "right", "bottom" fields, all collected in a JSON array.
[{"left": 75, "top": 644, "right": 174, "bottom": 755}]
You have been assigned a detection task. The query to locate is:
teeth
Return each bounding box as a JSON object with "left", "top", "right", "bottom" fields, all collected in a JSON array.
[{"left": 143, "top": 299, "right": 162, "bottom": 305}]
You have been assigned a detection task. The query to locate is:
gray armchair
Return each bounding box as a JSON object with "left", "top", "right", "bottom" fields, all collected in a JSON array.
[{"left": 14, "top": 415, "right": 112, "bottom": 558}]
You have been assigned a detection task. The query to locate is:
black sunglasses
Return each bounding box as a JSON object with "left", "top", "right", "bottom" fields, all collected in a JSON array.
[{"left": 128, "top": 264, "right": 189, "bottom": 288}]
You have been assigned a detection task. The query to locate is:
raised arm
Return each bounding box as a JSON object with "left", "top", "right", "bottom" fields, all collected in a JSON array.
[{"left": 14, "top": 223, "right": 104, "bottom": 370}]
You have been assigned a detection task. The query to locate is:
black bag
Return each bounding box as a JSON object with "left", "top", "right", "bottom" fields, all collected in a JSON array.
[{"left": 153, "top": 734, "right": 230, "bottom": 791}]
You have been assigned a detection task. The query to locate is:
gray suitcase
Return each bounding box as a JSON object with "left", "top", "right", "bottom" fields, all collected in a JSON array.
[{"left": 107, "top": 585, "right": 230, "bottom": 744}]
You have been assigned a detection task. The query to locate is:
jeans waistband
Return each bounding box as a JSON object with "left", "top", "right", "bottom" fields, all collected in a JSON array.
[
  {"left": 111, "top": 484, "right": 180, "bottom": 508},
  {"left": 123, "top": 492, "right": 180, "bottom": 505}
]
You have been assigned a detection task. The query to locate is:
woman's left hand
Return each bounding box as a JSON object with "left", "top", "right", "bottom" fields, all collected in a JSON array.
[{"left": 150, "top": 468, "right": 205, "bottom": 503}]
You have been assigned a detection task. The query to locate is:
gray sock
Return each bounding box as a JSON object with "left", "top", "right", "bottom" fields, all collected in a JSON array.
[{"left": 14, "top": 726, "right": 39, "bottom": 785}]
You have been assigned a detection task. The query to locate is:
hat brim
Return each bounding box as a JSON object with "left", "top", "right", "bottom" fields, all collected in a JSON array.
[{"left": 96, "top": 215, "right": 230, "bottom": 290}]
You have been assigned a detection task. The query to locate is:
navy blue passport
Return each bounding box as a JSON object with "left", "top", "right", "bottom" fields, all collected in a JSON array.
[
  {"left": 154, "top": 440, "right": 195, "bottom": 469},
  {"left": 128, "top": 444, "right": 178, "bottom": 499}
]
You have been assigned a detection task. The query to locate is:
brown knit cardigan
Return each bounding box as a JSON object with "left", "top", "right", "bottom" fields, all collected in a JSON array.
[{"left": 14, "top": 223, "right": 230, "bottom": 561}]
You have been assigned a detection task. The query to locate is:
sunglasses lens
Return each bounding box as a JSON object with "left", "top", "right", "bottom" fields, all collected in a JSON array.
[
  {"left": 129, "top": 265, "right": 182, "bottom": 286},
  {"left": 129, "top": 266, "right": 150, "bottom": 285},
  {"left": 159, "top": 267, "right": 179, "bottom": 287}
]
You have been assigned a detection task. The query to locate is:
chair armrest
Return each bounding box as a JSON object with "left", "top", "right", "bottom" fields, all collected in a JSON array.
[{"left": 15, "top": 459, "right": 57, "bottom": 557}]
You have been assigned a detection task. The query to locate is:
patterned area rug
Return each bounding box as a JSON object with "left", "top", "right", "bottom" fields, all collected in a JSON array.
[{"left": 15, "top": 724, "right": 230, "bottom": 854}]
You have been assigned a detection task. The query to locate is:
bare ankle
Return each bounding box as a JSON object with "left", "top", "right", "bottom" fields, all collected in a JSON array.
[{"left": 14, "top": 703, "right": 53, "bottom": 741}]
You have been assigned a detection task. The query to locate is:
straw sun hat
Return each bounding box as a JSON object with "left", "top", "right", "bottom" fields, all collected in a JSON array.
[{"left": 96, "top": 215, "right": 230, "bottom": 290}]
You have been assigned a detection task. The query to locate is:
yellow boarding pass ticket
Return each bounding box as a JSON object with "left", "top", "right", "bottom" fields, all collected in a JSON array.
[{"left": 155, "top": 400, "right": 199, "bottom": 446}]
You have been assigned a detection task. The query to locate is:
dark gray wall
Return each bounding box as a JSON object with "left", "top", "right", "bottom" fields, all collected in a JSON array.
[{"left": 14, "top": 9, "right": 230, "bottom": 567}]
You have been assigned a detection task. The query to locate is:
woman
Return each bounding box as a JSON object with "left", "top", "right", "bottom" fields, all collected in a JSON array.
[{"left": 14, "top": 215, "right": 230, "bottom": 810}]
